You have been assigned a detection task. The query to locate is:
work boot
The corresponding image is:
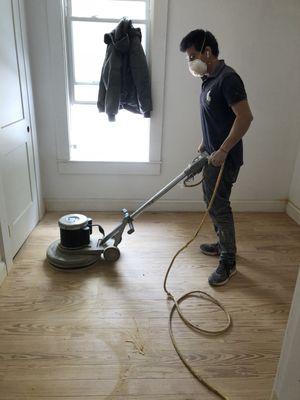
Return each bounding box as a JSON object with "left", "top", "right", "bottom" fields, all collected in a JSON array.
[
  {"left": 208, "top": 261, "right": 237, "bottom": 286},
  {"left": 200, "top": 242, "right": 220, "bottom": 256}
]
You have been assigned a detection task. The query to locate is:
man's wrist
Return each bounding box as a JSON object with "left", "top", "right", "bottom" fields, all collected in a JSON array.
[{"left": 219, "top": 147, "right": 228, "bottom": 154}]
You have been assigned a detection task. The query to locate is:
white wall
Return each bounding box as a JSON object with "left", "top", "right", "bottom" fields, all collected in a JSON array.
[
  {"left": 25, "top": 0, "right": 300, "bottom": 212},
  {"left": 272, "top": 270, "right": 300, "bottom": 400},
  {"left": 287, "top": 142, "right": 300, "bottom": 224}
]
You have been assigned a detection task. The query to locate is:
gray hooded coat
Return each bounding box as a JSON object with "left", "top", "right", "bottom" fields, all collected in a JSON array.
[{"left": 97, "top": 18, "right": 152, "bottom": 121}]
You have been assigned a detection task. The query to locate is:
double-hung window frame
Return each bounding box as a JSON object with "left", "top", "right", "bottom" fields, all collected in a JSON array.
[
  {"left": 45, "top": 0, "right": 168, "bottom": 175},
  {"left": 65, "top": 0, "right": 150, "bottom": 107}
]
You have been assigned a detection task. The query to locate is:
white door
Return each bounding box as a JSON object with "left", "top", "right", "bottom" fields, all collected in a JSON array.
[{"left": 0, "top": 0, "right": 39, "bottom": 259}]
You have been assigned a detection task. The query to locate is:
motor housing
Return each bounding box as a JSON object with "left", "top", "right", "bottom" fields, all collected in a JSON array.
[{"left": 58, "top": 214, "right": 92, "bottom": 248}]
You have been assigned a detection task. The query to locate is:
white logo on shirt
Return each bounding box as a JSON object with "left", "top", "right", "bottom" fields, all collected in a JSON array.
[{"left": 206, "top": 90, "right": 211, "bottom": 103}]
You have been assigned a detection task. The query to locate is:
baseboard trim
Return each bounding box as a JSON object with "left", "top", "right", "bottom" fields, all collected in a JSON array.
[
  {"left": 0, "top": 261, "right": 7, "bottom": 287},
  {"left": 270, "top": 391, "right": 279, "bottom": 400},
  {"left": 45, "top": 198, "right": 286, "bottom": 212},
  {"left": 286, "top": 201, "right": 300, "bottom": 225}
]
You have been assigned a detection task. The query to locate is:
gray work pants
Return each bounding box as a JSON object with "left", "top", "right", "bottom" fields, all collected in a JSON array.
[{"left": 202, "top": 159, "right": 240, "bottom": 264}]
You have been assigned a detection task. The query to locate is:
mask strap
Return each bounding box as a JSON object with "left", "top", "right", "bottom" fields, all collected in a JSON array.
[{"left": 200, "top": 31, "right": 207, "bottom": 53}]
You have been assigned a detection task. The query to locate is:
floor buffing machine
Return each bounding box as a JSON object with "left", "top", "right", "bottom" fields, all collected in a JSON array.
[{"left": 46, "top": 152, "right": 209, "bottom": 270}]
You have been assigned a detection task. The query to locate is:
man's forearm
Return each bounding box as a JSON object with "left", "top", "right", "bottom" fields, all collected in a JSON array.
[{"left": 220, "top": 115, "right": 252, "bottom": 153}]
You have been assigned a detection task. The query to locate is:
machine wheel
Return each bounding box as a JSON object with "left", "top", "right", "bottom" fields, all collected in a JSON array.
[{"left": 103, "top": 246, "right": 120, "bottom": 262}]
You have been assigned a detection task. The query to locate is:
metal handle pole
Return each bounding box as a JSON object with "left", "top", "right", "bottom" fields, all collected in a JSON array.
[
  {"left": 130, "top": 171, "right": 186, "bottom": 219},
  {"left": 100, "top": 171, "right": 186, "bottom": 246},
  {"left": 100, "top": 153, "right": 208, "bottom": 246}
]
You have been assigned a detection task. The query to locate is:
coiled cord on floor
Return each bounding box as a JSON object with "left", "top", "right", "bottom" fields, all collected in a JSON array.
[{"left": 163, "top": 163, "right": 232, "bottom": 400}]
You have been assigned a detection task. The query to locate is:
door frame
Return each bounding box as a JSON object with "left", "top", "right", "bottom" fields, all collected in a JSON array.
[
  {"left": 0, "top": 0, "right": 44, "bottom": 276},
  {"left": 19, "top": 0, "right": 44, "bottom": 220}
]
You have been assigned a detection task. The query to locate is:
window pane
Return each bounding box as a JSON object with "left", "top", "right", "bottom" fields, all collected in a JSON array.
[
  {"left": 69, "top": 104, "right": 150, "bottom": 162},
  {"left": 74, "top": 84, "right": 98, "bottom": 102},
  {"left": 71, "top": 0, "right": 146, "bottom": 20},
  {"left": 72, "top": 21, "right": 146, "bottom": 84}
]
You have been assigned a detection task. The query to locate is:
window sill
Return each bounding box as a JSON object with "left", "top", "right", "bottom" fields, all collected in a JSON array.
[{"left": 57, "top": 160, "right": 162, "bottom": 175}]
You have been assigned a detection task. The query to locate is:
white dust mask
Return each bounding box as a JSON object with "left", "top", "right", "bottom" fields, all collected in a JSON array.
[{"left": 188, "top": 58, "right": 207, "bottom": 77}]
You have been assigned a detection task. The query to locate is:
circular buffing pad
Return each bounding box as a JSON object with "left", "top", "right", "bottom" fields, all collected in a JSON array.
[{"left": 46, "top": 240, "right": 100, "bottom": 270}]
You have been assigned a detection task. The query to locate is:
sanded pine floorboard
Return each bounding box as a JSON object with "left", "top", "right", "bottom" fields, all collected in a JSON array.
[{"left": 0, "top": 211, "right": 299, "bottom": 400}]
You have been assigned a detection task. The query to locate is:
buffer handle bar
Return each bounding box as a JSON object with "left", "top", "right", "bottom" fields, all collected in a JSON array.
[{"left": 100, "top": 153, "right": 209, "bottom": 246}]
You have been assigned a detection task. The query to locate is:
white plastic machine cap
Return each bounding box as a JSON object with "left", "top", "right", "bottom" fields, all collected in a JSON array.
[{"left": 58, "top": 214, "right": 89, "bottom": 231}]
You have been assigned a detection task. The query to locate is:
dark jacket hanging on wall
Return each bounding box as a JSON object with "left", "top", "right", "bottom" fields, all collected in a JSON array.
[{"left": 97, "top": 18, "right": 152, "bottom": 122}]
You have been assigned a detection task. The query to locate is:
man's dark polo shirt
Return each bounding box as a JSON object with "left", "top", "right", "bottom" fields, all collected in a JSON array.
[{"left": 200, "top": 60, "right": 247, "bottom": 167}]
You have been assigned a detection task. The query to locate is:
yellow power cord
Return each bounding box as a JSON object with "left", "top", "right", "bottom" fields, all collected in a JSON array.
[{"left": 163, "top": 162, "right": 231, "bottom": 400}]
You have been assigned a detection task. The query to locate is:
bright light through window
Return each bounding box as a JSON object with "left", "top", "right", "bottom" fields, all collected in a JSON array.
[
  {"left": 71, "top": 0, "right": 146, "bottom": 20},
  {"left": 70, "top": 105, "right": 150, "bottom": 162},
  {"left": 66, "top": 0, "right": 150, "bottom": 162}
]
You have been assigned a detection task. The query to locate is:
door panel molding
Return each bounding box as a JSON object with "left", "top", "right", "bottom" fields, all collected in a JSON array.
[{"left": 0, "top": 0, "right": 25, "bottom": 127}]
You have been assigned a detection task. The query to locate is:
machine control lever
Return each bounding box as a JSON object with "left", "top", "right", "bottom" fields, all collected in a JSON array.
[
  {"left": 122, "top": 209, "right": 135, "bottom": 234},
  {"left": 184, "top": 152, "right": 209, "bottom": 179}
]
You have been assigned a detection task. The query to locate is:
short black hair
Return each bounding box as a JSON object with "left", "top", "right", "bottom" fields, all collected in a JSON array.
[{"left": 180, "top": 29, "right": 219, "bottom": 57}]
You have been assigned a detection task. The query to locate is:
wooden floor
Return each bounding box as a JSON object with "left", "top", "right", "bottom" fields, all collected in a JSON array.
[{"left": 0, "top": 212, "right": 299, "bottom": 400}]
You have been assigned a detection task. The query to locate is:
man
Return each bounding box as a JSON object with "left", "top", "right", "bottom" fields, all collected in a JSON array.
[{"left": 180, "top": 30, "right": 253, "bottom": 286}]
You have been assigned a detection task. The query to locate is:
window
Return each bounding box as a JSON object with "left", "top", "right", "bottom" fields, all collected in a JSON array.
[{"left": 65, "top": 0, "right": 150, "bottom": 162}]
